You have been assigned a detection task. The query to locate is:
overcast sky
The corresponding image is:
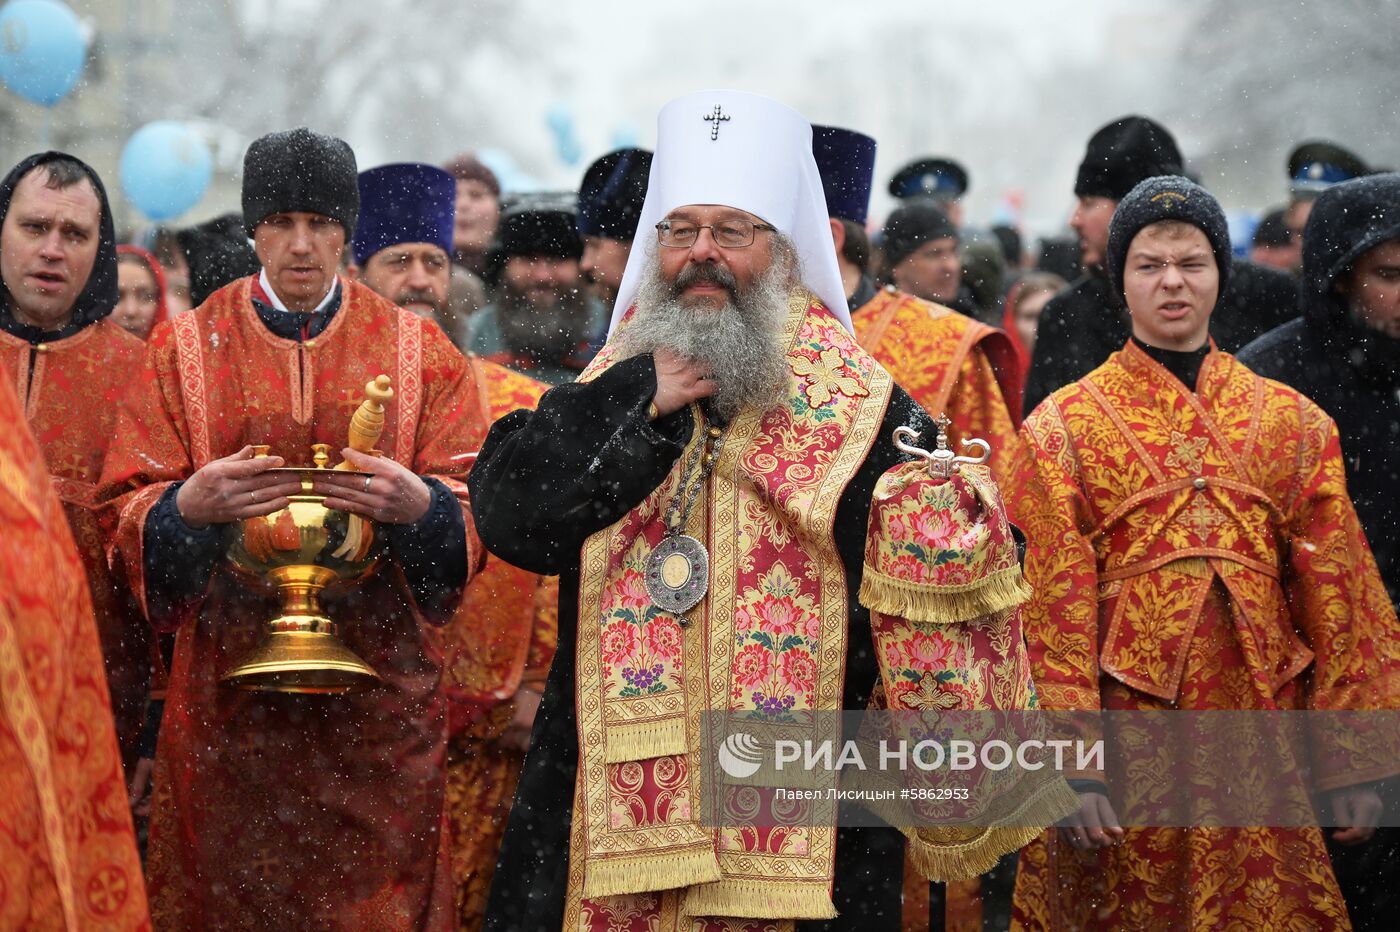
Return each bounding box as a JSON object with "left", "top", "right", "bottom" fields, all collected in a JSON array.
[
  {"left": 15, "top": 0, "right": 1390, "bottom": 237},
  {"left": 414, "top": 0, "right": 1197, "bottom": 235}
]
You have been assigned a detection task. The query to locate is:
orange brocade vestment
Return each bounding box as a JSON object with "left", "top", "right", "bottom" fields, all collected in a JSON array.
[
  {"left": 0, "top": 376, "right": 150, "bottom": 931},
  {"left": 1, "top": 321, "right": 150, "bottom": 767},
  {"left": 1007, "top": 342, "right": 1400, "bottom": 931},
  {"left": 851, "top": 287, "right": 1022, "bottom": 489},
  {"left": 443, "top": 357, "right": 559, "bottom": 932},
  {"left": 98, "top": 277, "right": 487, "bottom": 931}
]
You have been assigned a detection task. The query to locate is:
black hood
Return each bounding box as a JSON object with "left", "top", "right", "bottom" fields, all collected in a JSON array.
[
  {"left": 0, "top": 151, "right": 119, "bottom": 340},
  {"left": 1302, "top": 172, "right": 1400, "bottom": 328},
  {"left": 177, "top": 212, "right": 260, "bottom": 308}
]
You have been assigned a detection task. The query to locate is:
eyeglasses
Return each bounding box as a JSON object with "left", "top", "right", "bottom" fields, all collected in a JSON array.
[{"left": 656, "top": 218, "right": 775, "bottom": 249}]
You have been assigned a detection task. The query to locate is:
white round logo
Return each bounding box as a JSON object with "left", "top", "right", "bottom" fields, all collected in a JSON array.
[{"left": 717, "top": 732, "right": 764, "bottom": 779}]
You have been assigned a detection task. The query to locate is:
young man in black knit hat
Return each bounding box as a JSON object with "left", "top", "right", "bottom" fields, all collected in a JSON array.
[
  {"left": 1008, "top": 175, "right": 1400, "bottom": 930},
  {"left": 1023, "top": 117, "right": 1298, "bottom": 414}
]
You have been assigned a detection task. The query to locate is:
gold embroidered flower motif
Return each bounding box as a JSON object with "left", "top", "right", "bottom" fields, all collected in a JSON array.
[
  {"left": 790, "top": 347, "right": 868, "bottom": 408},
  {"left": 1164, "top": 430, "right": 1208, "bottom": 473}
]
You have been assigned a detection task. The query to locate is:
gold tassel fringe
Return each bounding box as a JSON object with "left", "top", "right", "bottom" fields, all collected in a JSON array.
[
  {"left": 903, "top": 777, "right": 1079, "bottom": 882},
  {"left": 681, "top": 878, "right": 838, "bottom": 920},
  {"left": 604, "top": 716, "right": 687, "bottom": 764},
  {"left": 859, "top": 564, "right": 1032, "bottom": 624},
  {"left": 583, "top": 843, "right": 722, "bottom": 899}
]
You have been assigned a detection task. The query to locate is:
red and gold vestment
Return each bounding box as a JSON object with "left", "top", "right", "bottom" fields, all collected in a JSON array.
[
  {"left": 1008, "top": 341, "right": 1400, "bottom": 931},
  {"left": 559, "top": 293, "right": 1067, "bottom": 930},
  {"left": 0, "top": 375, "right": 150, "bottom": 930},
  {"left": 100, "top": 277, "right": 486, "bottom": 930},
  {"left": 444, "top": 356, "right": 559, "bottom": 932},
  {"left": 852, "top": 287, "right": 1022, "bottom": 490},
  {"left": 2, "top": 321, "right": 149, "bottom": 766}
]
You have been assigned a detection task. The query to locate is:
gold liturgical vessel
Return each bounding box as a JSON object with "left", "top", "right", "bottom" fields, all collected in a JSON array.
[{"left": 221, "top": 375, "right": 395, "bottom": 694}]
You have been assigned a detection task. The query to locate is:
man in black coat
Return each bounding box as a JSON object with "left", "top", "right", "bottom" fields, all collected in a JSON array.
[
  {"left": 1238, "top": 171, "right": 1400, "bottom": 932},
  {"left": 1238, "top": 173, "right": 1400, "bottom": 605},
  {"left": 1024, "top": 116, "right": 1299, "bottom": 413}
]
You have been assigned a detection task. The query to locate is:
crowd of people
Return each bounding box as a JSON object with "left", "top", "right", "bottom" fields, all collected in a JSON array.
[{"left": 0, "top": 88, "right": 1397, "bottom": 932}]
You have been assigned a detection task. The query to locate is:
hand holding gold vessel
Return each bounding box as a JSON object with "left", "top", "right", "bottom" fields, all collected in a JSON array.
[
  {"left": 309, "top": 373, "right": 433, "bottom": 525},
  {"left": 175, "top": 444, "right": 307, "bottom": 529},
  {"left": 220, "top": 374, "right": 405, "bottom": 694},
  {"left": 311, "top": 447, "right": 432, "bottom": 525}
]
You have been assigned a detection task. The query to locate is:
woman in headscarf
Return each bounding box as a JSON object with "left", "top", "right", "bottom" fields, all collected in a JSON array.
[
  {"left": 999, "top": 271, "right": 1064, "bottom": 414},
  {"left": 115, "top": 244, "right": 169, "bottom": 339}
]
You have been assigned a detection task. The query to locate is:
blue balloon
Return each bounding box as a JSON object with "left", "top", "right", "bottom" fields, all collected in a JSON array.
[
  {"left": 119, "top": 121, "right": 213, "bottom": 221},
  {"left": 610, "top": 123, "right": 640, "bottom": 151},
  {"left": 546, "top": 104, "right": 573, "bottom": 136},
  {"left": 0, "top": 0, "right": 87, "bottom": 107}
]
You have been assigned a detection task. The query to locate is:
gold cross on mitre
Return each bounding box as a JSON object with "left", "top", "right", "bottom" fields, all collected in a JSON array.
[{"left": 703, "top": 104, "right": 730, "bottom": 140}]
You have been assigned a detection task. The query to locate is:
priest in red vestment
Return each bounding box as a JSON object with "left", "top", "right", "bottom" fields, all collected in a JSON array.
[
  {"left": 0, "top": 152, "right": 150, "bottom": 775},
  {"left": 0, "top": 375, "right": 150, "bottom": 930},
  {"left": 1008, "top": 176, "right": 1400, "bottom": 930},
  {"left": 99, "top": 128, "right": 487, "bottom": 930},
  {"left": 809, "top": 127, "right": 1023, "bottom": 493},
  {"left": 348, "top": 161, "right": 559, "bottom": 930}
]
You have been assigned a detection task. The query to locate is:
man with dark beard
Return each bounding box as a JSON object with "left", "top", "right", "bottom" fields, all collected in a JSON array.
[
  {"left": 467, "top": 202, "right": 606, "bottom": 384},
  {"left": 349, "top": 162, "right": 461, "bottom": 336},
  {"left": 471, "top": 90, "right": 1070, "bottom": 932}
]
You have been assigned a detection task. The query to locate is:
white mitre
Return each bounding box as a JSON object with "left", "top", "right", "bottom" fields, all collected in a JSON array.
[{"left": 607, "top": 89, "right": 851, "bottom": 335}]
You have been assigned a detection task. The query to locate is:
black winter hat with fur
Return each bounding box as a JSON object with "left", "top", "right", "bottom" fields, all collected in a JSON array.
[
  {"left": 1075, "top": 116, "right": 1184, "bottom": 201},
  {"left": 881, "top": 201, "right": 959, "bottom": 270},
  {"left": 242, "top": 128, "right": 359, "bottom": 237}
]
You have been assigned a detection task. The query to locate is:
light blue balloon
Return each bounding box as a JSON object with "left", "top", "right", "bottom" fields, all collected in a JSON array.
[
  {"left": 610, "top": 123, "right": 640, "bottom": 151},
  {"left": 0, "top": 0, "right": 87, "bottom": 107},
  {"left": 119, "top": 121, "right": 213, "bottom": 221},
  {"left": 546, "top": 103, "right": 573, "bottom": 136}
]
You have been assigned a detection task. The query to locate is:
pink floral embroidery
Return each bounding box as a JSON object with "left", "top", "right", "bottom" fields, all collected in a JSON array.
[
  {"left": 612, "top": 567, "right": 651, "bottom": 610},
  {"left": 643, "top": 616, "right": 683, "bottom": 665},
  {"left": 754, "top": 597, "right": 801, "bottom": 636},
  {"left": 904, "top": 630, "right": 953, "bottom": 671},
  {"left": 778, "top": 650, "right": 817, "bottom": 693},
  {"left": 913, "top": 507, "right": 960, "bottom": 545},
  {"left": 600, "top": 620, "right": 639, "bottom": 667},
  {"left": 734, "top": 643, "right": 772, "bottom": 688}
]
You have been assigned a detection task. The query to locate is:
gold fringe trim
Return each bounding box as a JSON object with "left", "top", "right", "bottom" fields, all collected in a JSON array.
[
  {"left": 681, "top": 878, "right": 838, "bottom": 920},
  {"left": 603, "top": 716, "right": 687, "bottom": 764},
  {"left": 904, "top": 777, "right": 1079, "bottom": 883},
  {"left": 859, "top": 563, "right": 1033, "bottom": 624},
  {"left": 583, "top": 843, "right": 722, "bottom": 899}
]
